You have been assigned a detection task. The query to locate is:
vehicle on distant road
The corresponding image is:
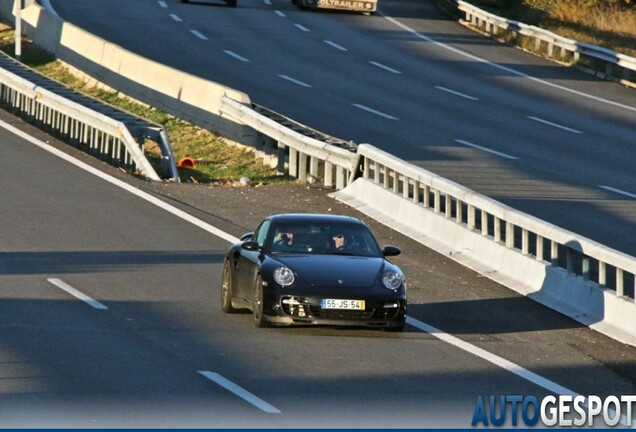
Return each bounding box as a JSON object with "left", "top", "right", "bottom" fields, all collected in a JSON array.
[
  {"left": 181, "top": 0, "right": 237, "bottom": 8},
  {"left": 220, "top": 213, "right": 407, "bottom": 331},
  {"left": 292, "top": 0, "right": 377, "bottom": 15}
]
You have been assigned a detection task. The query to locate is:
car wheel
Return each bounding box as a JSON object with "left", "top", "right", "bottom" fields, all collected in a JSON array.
[
  {"left": 226, "top": 0, "right": 237, "bottom": 7},
  {"left": 252, "top": 275, "right": 269, "bottom": 328},
  {"left": 221, "top": 259, "right": 237, "bottom": 313},
  {"left": 385, "top": 321, "right": 405, "bottom": 332}
]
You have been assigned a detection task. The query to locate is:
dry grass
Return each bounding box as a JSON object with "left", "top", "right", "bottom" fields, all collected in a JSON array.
[{"left": 519, "top": 1, "right": 636, "bottom": 57}]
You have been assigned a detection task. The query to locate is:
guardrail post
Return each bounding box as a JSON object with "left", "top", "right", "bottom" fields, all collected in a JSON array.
[
  {"left": 289, "top": 147, "right": 298, "bottom": 178},
  {"left": 536, "top": 235, "right": 544, "bottom": 261},
  {"left": 298, "top": 152, "right": 308, "bottom": 181},
  {"left": 276, "top": 143, "right": 286, "bottom": 175},
  {"left": 324, "top": 161, "right": 333, "bottom": 187},
  {"left": 481, "top": 210, "right": 488, "bottom": 236},
  {"left": 505, "top": 222, "right": 514, "bottom": 249},
  {"left": 617, "top": 268, "right": 624, "bottom": 297},
  {"left": 599, "top": 261, "right": 607, "bottom": 286},
  {"left": 551, "top": 241, "right": 559, "bottom": 266}
]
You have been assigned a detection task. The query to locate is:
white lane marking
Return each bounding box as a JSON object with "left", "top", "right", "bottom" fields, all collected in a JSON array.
[
  {"left": 278, "top": 75, "right": 312, "bottom": 88},
  {"left": 352, "top": 104, "right": 398, "bottom": 120},
  {"left": 435, "top": 85, "right": 479, "bottom": 101},
  {"left": 198, "top": 371, "right": 281, "bottom": 414},
  {"left": 294, "top": 23, "right": 310, "bottom": 32},
  {"left": 170, "top": 14, "right": 183, "bottom": 22},
  {"left": 407, "top": 317, "right": 632, "bottom": 426},
  {"left": 41, "top": 0, "right": 59, "bottom": 16},
  {"left": 379, "top": 13, "right": 636, "bottom": 115},
  {"left": 527, "top": 116, "right": 583, "bottom": 134},
  {"left": 323, "top": 40, "right": 347, "bottom": 51},
  {"left": 274, "top": 10, "right": 285, "bottom": 17},
  {"left": 0, "top": 119, "right": 239, "bottom": 244},
  {"left": 48, "top": 278, "right": 108, "bottom": 310},
  {"left": 407, "top": 317, "right": 575, "bottom": 395},
  {"left": 369, "top": 61, "right": 402, "bottom": 74},
  {"left": 599, "top": 185, "right": 636, "bottom": 199},
  {"left": 455, "top": 139, "right": 518, "bottom": 160},
  {"left": 263, "top": 0, "right": 272, "bottom": 4},
  {"left": 190, "top": 30, "right": 209, "bottom": 40},
  {"left": 158, "top": 1, "right": 168, "bottom": 7},
  {"left": 224, "top": 50, "right": 250, "bottom": 62}
]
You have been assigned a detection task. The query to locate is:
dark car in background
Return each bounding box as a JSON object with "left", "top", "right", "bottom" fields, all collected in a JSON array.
[{"left": 220, "top": 213, "right": 407, "bottom": 331}]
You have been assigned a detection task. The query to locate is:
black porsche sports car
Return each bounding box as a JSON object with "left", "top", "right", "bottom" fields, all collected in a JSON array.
[{"left": 220, "top": 213, "right": 407, "bottom": 331}]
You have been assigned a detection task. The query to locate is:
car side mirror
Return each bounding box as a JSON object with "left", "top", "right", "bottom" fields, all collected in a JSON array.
[
  {"left": 242, "top": 241, "right": 261, "bottom": 252},
  {"left": 383, "top": 246, "right": 401, "bottom": 257},
  {"left": 240, "top": 232, "right": 254, "bottom": 241}
]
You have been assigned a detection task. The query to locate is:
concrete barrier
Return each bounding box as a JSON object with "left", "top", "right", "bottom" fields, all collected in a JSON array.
[{"left": 5, "top": 1, "right": 256, "bottom": 146}]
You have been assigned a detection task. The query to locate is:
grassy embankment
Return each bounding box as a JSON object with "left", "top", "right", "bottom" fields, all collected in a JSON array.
[
  {"left": 0, "top": 24, "right": 290, "bottom": 185},
  {"left": 481, "top": 0, "right": 636, "bottom": 57}
]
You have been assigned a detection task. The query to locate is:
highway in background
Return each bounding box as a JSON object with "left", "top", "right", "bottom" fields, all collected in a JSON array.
[
  {"left": 48, "top": 0, "right": 636, "bottom": 257},
  {"left": 2, "top": 102, "right": 636, "bottom": 427}
]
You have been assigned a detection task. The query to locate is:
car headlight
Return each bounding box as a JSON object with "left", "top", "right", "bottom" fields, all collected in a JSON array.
[
  {"left": 274, "top": 267, "right": 295, "bottom": 287},
  {"left": 382, "top": 271, "right": 402, "bottom": 290}
]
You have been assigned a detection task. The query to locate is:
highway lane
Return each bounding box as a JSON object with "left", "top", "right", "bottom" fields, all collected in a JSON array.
[
  {"left": 2, "top": 108, "right": 636, "bottom": 427},
  {"left": 47, "top": 0, "right": 636, "bottom": 256}
]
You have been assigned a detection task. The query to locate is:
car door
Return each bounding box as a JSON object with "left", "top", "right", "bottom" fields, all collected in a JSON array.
[{"left": 236, "top": 219, "right": 270, "bottom": 303}]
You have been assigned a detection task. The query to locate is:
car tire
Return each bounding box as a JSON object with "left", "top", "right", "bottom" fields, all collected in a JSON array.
[
  {"left": 385, "top": 321, "right": 405, "bottom": 332},
  {"left": 226, "top": 0, "right": 237, "bottom": 7},
  {"left": 252, "top": 275, "right": 269, "bottom": 328},
  {"left": 221, "top": 259, "right": 238, "bottom": 313}
]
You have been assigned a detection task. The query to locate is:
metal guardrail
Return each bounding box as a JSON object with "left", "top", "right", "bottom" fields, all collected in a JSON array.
[
  {"left": 453, "top": 0, "right": 636, "bottom": 86},
  {"left": 0, "top": 50, "right": 179, "bottom": 181},
  {"left": 220, "top": 96, "right": 358, "bottom": 189},
  {"left": 356, "top": 144, "right": 636, "bottom": 300}
]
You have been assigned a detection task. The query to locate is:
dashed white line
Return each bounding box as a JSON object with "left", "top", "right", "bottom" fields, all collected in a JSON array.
[
  {"left": 352, "top": 104, "right": 398, "bottom": 120},
  {"left": 263, "top": 0, "right": 272, "bottom": 4},
  {"left": 323, "top": 40, "right": 347, "bottom": 51},
  {"left": 599, "top": 185, "right": 636, "bottom": 199},
  {"left": 527, "top": 116, "right": 583, "bottom": 134},
  {"left": 47, "top": 278, "right": 108, "bottom": 310},
  {"left": 369, "top": 61, "right": 402, "bottom": 74},
  {"left": 274, "top": 10, "right": 285, "bottom": 17},
  {"left": 158, "top": 1, "right": 168, "bottom": 7},
  {"left": 455, "top": 139, "right": 518, "bottom": 160},
  {"left": 170, "top": 14, "right": 183, "bottom": 22},
  {"left": 435, "top": 85, "right": 479, "bottom": 101},
  {"left": 198, "top": 371, "right": 281, "bottom": 414},
  {"left": 190, "top": 30, "right": 209, "bottom": 40},
  {"left": 278, "top": 75, "right": 312, "bottom": 88},
  {"left": 224, "top": 50, "right": 250, "bottom": 62},
  {"left": 294, "top": 23, "right": 310, "bottom": 32}
]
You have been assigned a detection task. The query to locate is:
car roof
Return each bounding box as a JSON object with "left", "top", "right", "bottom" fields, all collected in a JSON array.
[{"left": 267, "top": 213, "right": 363, "bottom": 225}]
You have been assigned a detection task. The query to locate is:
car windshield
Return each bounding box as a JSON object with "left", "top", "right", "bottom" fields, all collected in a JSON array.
[{"left": 268, "top": 221, "right": 382, "bottom": 257}]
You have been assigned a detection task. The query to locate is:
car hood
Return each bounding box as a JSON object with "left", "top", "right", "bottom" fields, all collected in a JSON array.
[{"left": 275, "top": 255, "right": 384, "bottom": 288}]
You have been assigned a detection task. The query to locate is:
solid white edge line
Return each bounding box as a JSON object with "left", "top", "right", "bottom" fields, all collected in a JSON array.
[
  {"left": 406, "top": 317, "right": 632, "bottom": 426},
  {"left": 48, "top": 278, "right": 108, "bottom": 310},
  {"left": 198, "top": 371, "right": 281, "bottom": 414},
  {"left": 378, "top": 12, "right": 636, "bottom": 114},
  {"left": 0, "top": 119, "right": 239, "bottom": 245},
  {"left": 527, "top": 116, "right": 583, "bottom": 134},
  {"left": 599, "top": 185, "right": 636, "bottom": 199},
  {"left": 435, "top": 85, "right": 479, "bottom": 101},
  {"left": 455, "top": 139, "right": 518, "bottom": 160},
  {"left": 352, "top": 103, "right": 398, "bottom": 120}
]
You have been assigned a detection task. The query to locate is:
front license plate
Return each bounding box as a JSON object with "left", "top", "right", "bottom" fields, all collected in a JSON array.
[{"left": 321, "top": 299, "right": 365, "bottom": 310}]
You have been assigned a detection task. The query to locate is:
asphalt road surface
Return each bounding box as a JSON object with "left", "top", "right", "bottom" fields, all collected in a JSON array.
[
  {"left": 1, "top": 103, "right": 636, "bottom": 427},
  {"left": 47, "top": 0, "right": 636, "bottom": 257}
]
